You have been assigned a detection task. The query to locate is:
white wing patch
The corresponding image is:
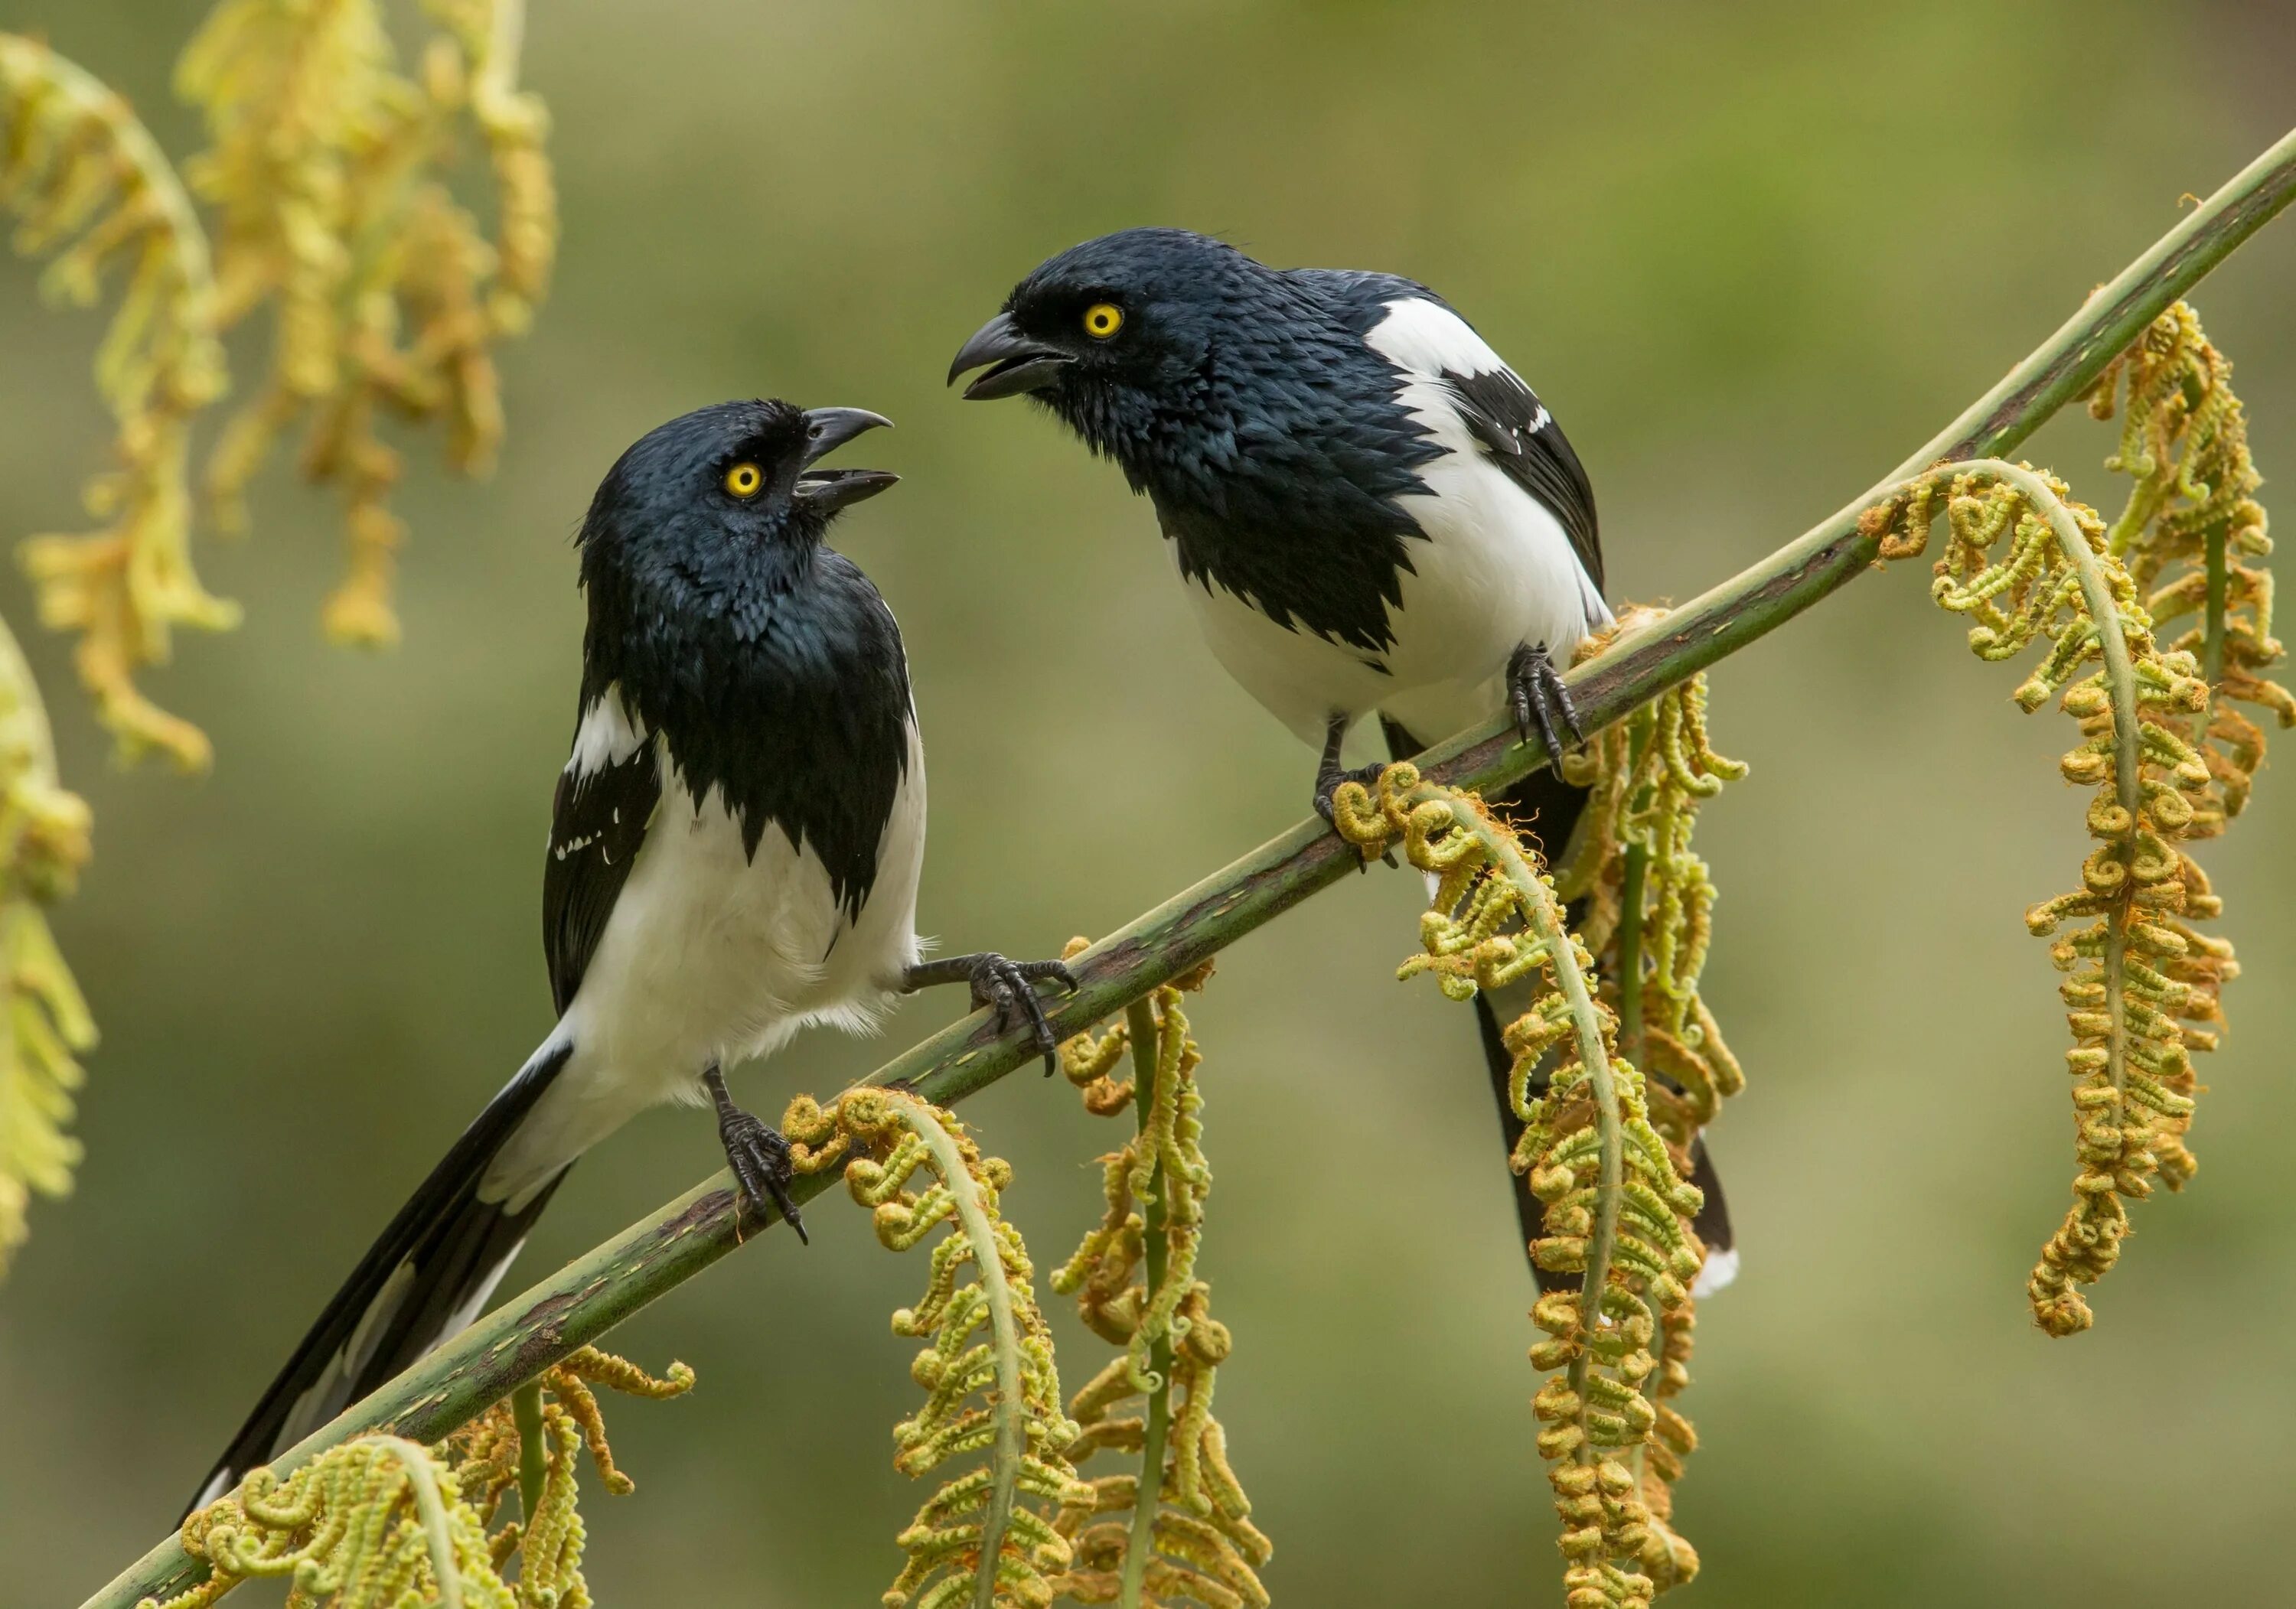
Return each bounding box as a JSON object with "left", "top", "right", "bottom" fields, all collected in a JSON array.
[
  {"left": 1365, "top": 295, "right": 1520, "bottom": 395},
  {"left": 1349, "top": 296, "right": 1606, "bottom": 741},
  {"left": 567, "top": 682, "right": 647, "bottom": 777}
]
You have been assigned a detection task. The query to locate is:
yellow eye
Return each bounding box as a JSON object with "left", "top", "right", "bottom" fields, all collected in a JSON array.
[
  {"left": 1082, "top": 301, "right": 1124, "bottom": 339},
  {"left": 724, "top": 461, "right": 763, "bottom": 497}
]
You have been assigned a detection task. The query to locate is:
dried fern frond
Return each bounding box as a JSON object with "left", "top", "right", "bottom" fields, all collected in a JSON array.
[
  {"left": 1555, "top": 609, "right": 1749, "bottom": 1146},
  {"left": 0, "top": 612, "right": 95, "bottom": 1280},
  {"left": 1875, "top": 458, "right": 2234, "bottom": 1336},
  {"left": 1044, "top": 961, "right": 1270, "bottom": 1609},
  {"left": 1, "top": 32, "right": 234, "bottom": 769},
  {"left": 785, "top": 1086, "right": 1088, "bottom": 1609},
  {"left": 1334, "top": 769, "right": 1705, "bottom": 1607},
  {"left": 2091, "top": 302, "right": 2290, "bottom": 820},
  {"left": 180, "top": 0, "right": 556, "bottom": 645},
  {"left": 151, "top": 1346, "right": 690, "bottom": 1609}
]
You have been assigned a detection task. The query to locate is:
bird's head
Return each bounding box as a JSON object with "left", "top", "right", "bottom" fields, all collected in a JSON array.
[
  {"left": 947, "top": 229, "right": 1284, "bottom": 471},
  {"left": 580, "top": 399, "right": 897, "bottom": 566}
]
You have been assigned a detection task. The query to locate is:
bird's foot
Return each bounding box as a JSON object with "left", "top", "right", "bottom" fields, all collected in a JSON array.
[
  {"left": 703, "top": 1063, "right": 806, "bottom": 1243},
  {"left": 903, "top": 953, "right": 1078, "bottom": 1075},
  {"left": 1507, "top": 641, "right": 1583, "bottom": 757},
  {"left": 1312, "top": 757, "right": 1390, "bottom": 826}
]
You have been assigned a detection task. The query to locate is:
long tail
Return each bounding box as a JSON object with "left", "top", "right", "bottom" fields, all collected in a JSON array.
[
  {"left": 1381, "top": 722, "right": 1737, "bottom": 1295},
  {"left": 186, "top": 1037, "right": 577, "bottom": 1516}
]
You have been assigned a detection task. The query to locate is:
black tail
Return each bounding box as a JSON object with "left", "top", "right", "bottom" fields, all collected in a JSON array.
[
  {"left": 187, "top": 1038, "right": 578, "bottom": 1516},
  {"left": 1381, "top": 721, "right": 1735, "bottom": 1295}
]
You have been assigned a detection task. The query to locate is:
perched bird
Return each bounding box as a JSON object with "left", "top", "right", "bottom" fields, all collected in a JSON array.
[
  {"left": 950, "top": 228, "right": 1733, "bottom": 1294},
  {"left": 191, "top": 399, "right": 1075, "bottom": 1511}
]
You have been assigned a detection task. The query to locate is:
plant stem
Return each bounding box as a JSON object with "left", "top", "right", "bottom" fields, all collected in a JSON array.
[
  {"left": 81, "top": 125, "right": 2296, "bottom": 1609},
  {"left": 1119, "top": 999, "right": 1172, "bottom": 1609},
  {"left": 884, "top": 1094, "right": 1026, "bottom": 1609},
  {"left": 370, "top": 1438, "right": 465, "bottom": 1609},
  {"left": 2204, "top": 521, "right": 2229, "bottom": 692},
  {"left": 1616, "top": 844, "right": 1649, "bottom": 1073},
  {"left": 1475, "top": 799, "right": 1625, "bottom": 1455},
  {"left": 1916, "top": 459, "right": 2144, "bottom": 1104},
  {"left": 511, "top": 1381, "right": 546, "bottom": 1529}
]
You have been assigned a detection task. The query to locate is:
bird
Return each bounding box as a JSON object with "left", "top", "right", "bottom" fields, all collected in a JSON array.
[
  {"left": 948, "top": 227, "right": 1733, "bottom": 1296},
  {"left": 189, "top": 398, "right": 1077, "bottom": 1513}
]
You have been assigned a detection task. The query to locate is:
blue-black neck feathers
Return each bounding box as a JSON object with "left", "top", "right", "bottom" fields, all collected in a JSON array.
[
  {"left": 575, "top": 399, "right": 912, "bottom": 919},
  {"left": 998, "top": 230, "right": 1450, "bottom": 654}
]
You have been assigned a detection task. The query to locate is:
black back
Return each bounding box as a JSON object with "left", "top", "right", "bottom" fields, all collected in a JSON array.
[{"left": 1000, "top": 230, "right": 1601, "bottom": 657}]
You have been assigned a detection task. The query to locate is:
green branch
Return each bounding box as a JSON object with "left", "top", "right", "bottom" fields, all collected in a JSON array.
[
  {"left": 83, "top": 124, "right": 2296, "bottom": 1609},
  {"left": 1118, "top": 998, "right": 1172, "bottom": 1609}
]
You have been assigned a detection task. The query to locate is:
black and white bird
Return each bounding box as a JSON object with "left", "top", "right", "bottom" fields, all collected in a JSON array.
[
  {"left": 949, "top": 228, "right": 1733, "bottom": 1295},
  {"left": 191, "top": 399, "right": 1075, "bottom": 1511}
]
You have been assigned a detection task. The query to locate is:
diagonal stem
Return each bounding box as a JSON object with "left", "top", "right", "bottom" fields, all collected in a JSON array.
[
  {"left": 81, "top": 125, "right": 2296, "bottom": 1609},
  {"left": 1117, "top": 1000, "right": 1172, "bottom": 1609}
]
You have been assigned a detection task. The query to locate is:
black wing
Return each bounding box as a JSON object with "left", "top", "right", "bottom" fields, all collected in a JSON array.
[
  {"left": 1442, "top": 366, "right": 1604, "bottom": 598},
  {"left": 543, "top": 705, "right": 661, "bottom": 1015}
]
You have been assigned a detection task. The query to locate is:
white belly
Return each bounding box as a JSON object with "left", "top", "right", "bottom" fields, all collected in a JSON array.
[
  {"left": 1175, "top": 446, "right": 1604, "bottom": 751},
  {"left": 485, "top": 730, "right": 925, "bottom": 1202}
]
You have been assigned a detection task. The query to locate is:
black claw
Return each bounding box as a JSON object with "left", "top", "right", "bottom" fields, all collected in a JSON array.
[
  {"left": 705, "top": 1064, "right": 807, "bottom": 1243},
  {"left": 967, "top": 953, "right": 1075, "bottom": 1076},
  {"left": 1312, "top": 759, "right": 1387, "bottom": 827},
  {"left": 1507, "top": 643, "right": 1583, "bottom": 757}
]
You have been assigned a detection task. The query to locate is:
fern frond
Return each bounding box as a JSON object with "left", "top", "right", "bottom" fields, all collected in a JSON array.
[
  {"left": 0, "top": 604, "right": 96, "bottom": 1279},
  {"left": 1334, "top": 767, "right": 1704, "bottom": 1607},
  {"left": 1556, "top": 609, "right": 1748, "bottom": 1145},
  {"left": 155, "top": 1347, "right": 687, "bottom": 1609},
  {"left": 786, "top": 1087, "right": 1087, "bottom": 1608},
  {"left": 1040, "top": 962, "right": 1269, "bottom": 1609},
  {"left": 1, "top": 32, "right": 233, "bottom": 769},
  {"left": 179, "top": 0, "right": 556, "bottom": 645},
  {"left": 1878, "top": 455, "right": 2237, "bottom": 1335}
]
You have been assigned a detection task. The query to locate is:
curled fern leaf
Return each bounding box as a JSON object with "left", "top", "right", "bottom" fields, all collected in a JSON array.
[
  {"left": 1334, "top": 767, "right": 1705, "bottom": 1607},
  {"left": 1879, "top": 457, "right": 2236, "bottom": 1336},
  {"left": 179, "top": 0, "right": 556, "bottom": 645},
  {"left": 155, "top": 1346, "right": 689, "bottom": 1609},
  {"left": 786, "top": 1087, "right": 1086, "bottom": 1609},
  {"left": 1043, "top": 962, "right": 1271, "bottom": 1609},
  {"left": 1, "top": 31, "right": 233, "bottom": 768}
]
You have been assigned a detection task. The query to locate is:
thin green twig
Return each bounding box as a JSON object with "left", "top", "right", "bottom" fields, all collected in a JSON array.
[
  {"left": 510, "top": 1380, "right": 545, "bottom": 1529},
  {"left": 1117, "top": 999, "right": 1172, "bottom": 1609}
]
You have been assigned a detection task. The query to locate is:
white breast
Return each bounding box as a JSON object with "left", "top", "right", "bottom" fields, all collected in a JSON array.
[
  {"left": 1364, "top": 298, "right": 1608, "bottom": 743},
  {"left": 1176, "top": 298, "right": 1607, "bottom": 750},
  {"left": 484, "top": 721, "right": 926, "bottom": 1203}
]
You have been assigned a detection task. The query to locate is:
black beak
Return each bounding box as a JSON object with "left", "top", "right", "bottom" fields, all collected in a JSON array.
[
  {"left": 794, "top": 407, "right": 898, "bottom": 512},
  {"left": 947, "top": 311, "right": 1071, "bottom": 400}
]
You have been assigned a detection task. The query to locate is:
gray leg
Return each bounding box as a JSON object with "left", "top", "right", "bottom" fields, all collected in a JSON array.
[
  {"left": 703, "top": 1063, "right": 806, "bottom": 1243},
  {"left": 1506, "top": 642, "right": 1584, "bottom": 757},
  {"left": 902, "top": 953, "right": 1078, "bottom": 1075}
]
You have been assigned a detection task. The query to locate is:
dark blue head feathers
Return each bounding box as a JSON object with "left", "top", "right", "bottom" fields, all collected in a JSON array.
[
  {"left": 575, "top": 399, "right": 913, "bottom": 914},
  {"left": 955, "top": 229, "right": 1445, "bottom": 653}
]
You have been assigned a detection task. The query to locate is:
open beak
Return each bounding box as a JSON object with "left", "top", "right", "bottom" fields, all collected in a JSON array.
[
  {"left": 794, "top": 406, "right": 898, "bottom": 512},
  {"left": 947, "top": 311, "right": 1071, "bottom": 400}
]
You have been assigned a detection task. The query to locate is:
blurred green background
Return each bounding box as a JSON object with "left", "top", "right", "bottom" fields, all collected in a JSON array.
[{"left": 5, "top": 2, "right": 2295, "bottom": 1604}]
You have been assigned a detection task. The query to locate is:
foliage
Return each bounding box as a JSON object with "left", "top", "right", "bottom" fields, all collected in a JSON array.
[
  {"left": 1333, "top": 764, "right": 1709, "bottom": 1608},
  {"left": 0, "top": 610, "right": 94, "bottom": 1277},
  {"left": 0, "top": 32, "right": 233, "bottom": 770},
  {"left": 0, "top": 1, "right": 553, "bottom": 1275},
  {"left": 1555, "top": 612, "right": 1750, "bottom": 1151},
  {"left": 143, "top": 1347, "right": 690, "bottom": 1609},
  {"left": 1868, "top": 319, "right": 2285, "bottom": 1334},
  {"left": 181, "top": 0, "right": 557, "bottom": 647},
  {"left": 787, "top": 1086, "right": 1090, "bottom": 1609},
  {"left": 1046, "top": 964, "right": 1270, "bottom": 1609}
]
